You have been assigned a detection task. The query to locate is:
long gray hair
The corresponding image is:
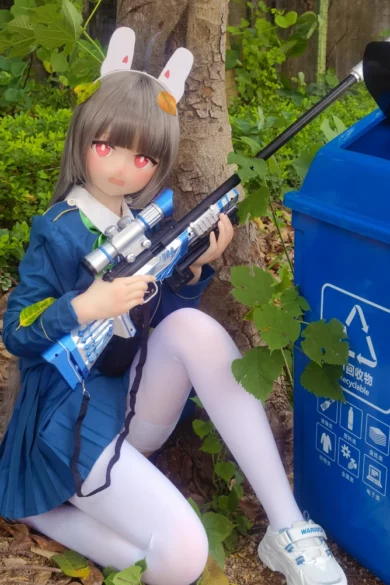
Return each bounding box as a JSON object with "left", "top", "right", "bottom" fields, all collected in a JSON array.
[{"left": 52, "top": 71, "right": 180, "bottom": 208}]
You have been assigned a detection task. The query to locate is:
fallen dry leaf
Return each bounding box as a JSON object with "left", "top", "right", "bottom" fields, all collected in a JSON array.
[
  {"left": 33, "top": 569, "right": 52, "bottom": 585},
  {"left": 30, "top": 546, "right": 56, "bottom": 560},
  {"left": 2, "top": 554, "right": 27, "bottom": 567},
  {"left": 31, "top": 534, "right": 66, "bottom": 553},
  {"left": 7, "top": 523, "right": 30, "bottom": 539},
  {"left": 9, "top": 535, "right": 33, "bottom": 553}
]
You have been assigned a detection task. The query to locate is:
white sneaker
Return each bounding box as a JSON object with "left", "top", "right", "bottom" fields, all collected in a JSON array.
[{"left": 258, "top": 519, "right": 348, "bottom": 585}]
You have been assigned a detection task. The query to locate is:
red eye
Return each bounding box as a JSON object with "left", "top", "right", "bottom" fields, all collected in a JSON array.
[
  {"left": 93, "top": 142, "right": 112, "bottom": 157},
  {"left": 134, "top": 155, "right": 152, "bottom": 169}
]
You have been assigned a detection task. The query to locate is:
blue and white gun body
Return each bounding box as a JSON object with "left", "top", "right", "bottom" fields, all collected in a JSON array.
[{"left": 43, "top": 187, "right": 239, "bottom": 389}]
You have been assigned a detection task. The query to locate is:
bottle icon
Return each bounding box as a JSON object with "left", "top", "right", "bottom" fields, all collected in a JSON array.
[{"left": 348, "top": 406, "right": 354, "bottom": 431}]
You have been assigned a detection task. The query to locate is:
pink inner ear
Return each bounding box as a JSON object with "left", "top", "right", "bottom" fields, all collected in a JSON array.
[
  {"left": 164, "top": 70, "right": 170, "bottom": 78},
  {"left": 122, "top": 55, "right": 129, "bottom": 63}
]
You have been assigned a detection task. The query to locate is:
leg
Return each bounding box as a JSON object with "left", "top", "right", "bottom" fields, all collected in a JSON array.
[
  {"left": 23, "top": 505, "right": 147, "bottom": 571},
  {"left": 125, "top": 308, "right": 347, "bottom": 584},
  {"left": 69, "top": 438, "right": 209, "bottom": 585},
  {"left": 127, "top": 308, "right": 302, "bottom": 530}
]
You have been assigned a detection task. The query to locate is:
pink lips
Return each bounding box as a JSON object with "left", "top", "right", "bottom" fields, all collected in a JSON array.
[{"left": 109, "top": 178, "right": 125, "bottom": 186}]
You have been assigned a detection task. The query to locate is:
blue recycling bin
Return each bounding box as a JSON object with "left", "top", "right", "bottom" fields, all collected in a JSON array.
[{"left": 284, "top": 109, "right": 390, "bottom": 584}]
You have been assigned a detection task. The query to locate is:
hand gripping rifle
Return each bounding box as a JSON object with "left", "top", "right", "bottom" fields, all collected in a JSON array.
[{"left": 43, "top": 41, "right": 389, "bottom": 391}]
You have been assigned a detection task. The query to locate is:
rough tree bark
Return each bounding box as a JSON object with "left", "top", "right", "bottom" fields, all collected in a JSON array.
[{"left": 117, "top": 0, "right": 261, "bottom": 352}]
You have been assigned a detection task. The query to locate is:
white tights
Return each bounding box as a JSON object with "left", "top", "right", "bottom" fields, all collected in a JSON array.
[{"left": 23, "top": 308, "right": 303, "bottom": 585}]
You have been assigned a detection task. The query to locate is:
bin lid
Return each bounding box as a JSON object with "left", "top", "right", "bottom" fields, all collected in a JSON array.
[{"left": 284, "top": 109, "right": 390, "bottom": 244}]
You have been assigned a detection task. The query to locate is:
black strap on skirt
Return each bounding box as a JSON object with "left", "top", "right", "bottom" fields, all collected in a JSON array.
[{"left": 72, "top": 302, "right": 151, "bottom": 497}]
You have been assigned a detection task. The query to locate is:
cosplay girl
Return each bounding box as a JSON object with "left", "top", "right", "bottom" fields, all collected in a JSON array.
[{"left": 0, "top": 27, "right": 347, "bottom": 585}]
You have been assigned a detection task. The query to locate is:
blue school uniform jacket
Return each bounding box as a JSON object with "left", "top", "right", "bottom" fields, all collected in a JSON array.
[{"left": 0, "top": 186, "right": 214, "bottom": 519}]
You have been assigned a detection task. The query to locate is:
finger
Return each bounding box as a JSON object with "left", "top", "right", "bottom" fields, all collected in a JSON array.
[
  {"left": 123, "top": 274, "right": 156, "bottom": 286},
  {"left": 126, "top": 282, "right": 150, "bottom": 294},
  {"left": 206, "top": 231, "right": 218, "bottom": 260},
  {"left": 221, "top": 213, "right": 234, "bottom": 242}
]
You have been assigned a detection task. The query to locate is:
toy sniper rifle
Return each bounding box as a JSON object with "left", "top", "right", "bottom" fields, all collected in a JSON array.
[{"left": 43, "top": 40, "right": 390, "bottom": 391}]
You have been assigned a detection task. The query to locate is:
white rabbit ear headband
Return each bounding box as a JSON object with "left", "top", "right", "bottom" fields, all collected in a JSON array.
[{"left": 97, "top": 27, "right": 194, "bottom": 116}]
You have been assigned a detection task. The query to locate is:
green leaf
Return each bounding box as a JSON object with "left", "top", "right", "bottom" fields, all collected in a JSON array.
[
  {"left": 4, "top": 87, "right": 22, "bottom": 101},
  {"left": 239, "top": 136, "right": 261, "bottom": 156},
  {"left": 188, "top": 497, "right": 201, "bottom": 519},
  {"left": 103, "top": 566, "right": 117, "bottom": 578},
  {"left": 227, "top": 485, "right": 240, "bottom": 512},
  {"left": 0, "top": 55, "right": 11, "bottom": 70},
  {"left": 202, "top": 512, "right": 234, "bottom": 548},
  {"left": 215, "top": 495, "right": 229, "bottom": 512},
  {"left": 10, "top": 0, "right": 36, "bottom": 18},
  {"left": 33, "top": 4, "right": 78, "bottom": 49},
  {"left": 0, "top": 70, "right": 12, "bottom": 85},
  {"left": 291, "top": 143, "right": 321, "bottom": 180},
  {"left": 275, "top": 11, "right": 297, "bottom": 28},
  {"left": 189, "top": 395, "right": 204, "bottom": 408},
  {"left": 200, "top": 434, "right": 222, "bottom": 455},
  {"left": 232, "top": 346, "right": 284, "bottom": 402},
  {"left": 230, "top": 265, "right": 275, "bottom": 307},
  {"left": 300, "top": 362, "right": 345, "bottom": 401},
  {"left": 51, "top": 50, "right": 68, "bottom": 72},
  {"left": 285, "top": 34, "right": 308, "bottom": 57},
  {"left": 295, "top": 11, "right": 317, "bottom": 39},
  {"left": 112, "top": 565, "right": 143, "bottom": 585},
  {"left": 193, "top": 419, "right": 214, "bottom": 439},
  {"left": 301, "top": 319, "right": 349, "bottom": 365},
  {"left": 61, "top": 0, "right": 82, "bottom": 39},
  {"left": 225, "top": 48, "right": 239, "bottom": 70},
  {"left": 280, "top": 287, "right": 310, "bottom": 317},
  {"left": 236, "top": 514, "right": 253, "bottom": 535},
  {"left": 18, "top": 297, "right": 56, "bottom": 328},
  {"left": 134, "top": 559, "right": 147, "bottom": 573},
  {"left": 11, "top": 60, "right": 25, "bottom": 76},
  {"left": 209, "top": 542, "right": 225, "bottom": 570},
  {"left": 0, "top": 10, "right": 12, "bottom": 28},
  {"left": 223, "top": 529, "right": 239, "bottom": 553},
  {"left": 52, "top": 550, "right": 90, "bottom": 579},
  {"left": 214, "top": 462, "right": 236, "bottom": 483},
  {"left": 227, "top": 151, "right": 267, "bottom": 183},
  {"left": 237, "top": 187, "right": 269, "bottom": 222},
  {"left": 6, "top": 15, "right": 37, "bottom": 57},
  {"left": 253, "top": 304, "right": 301, "bottom": 350}
]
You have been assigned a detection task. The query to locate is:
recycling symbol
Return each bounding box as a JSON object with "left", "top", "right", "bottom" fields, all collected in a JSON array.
[{"left": 345, "top": 305, "right": 377, "bottom": 368}]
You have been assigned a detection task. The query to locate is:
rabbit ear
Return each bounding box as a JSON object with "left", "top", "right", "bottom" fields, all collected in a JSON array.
[
  {"left": 101, "top": 27, "right": 136, "bottom": 77},
  {"left": 158, "top": 48, "right": 194, "bottom": 102}
]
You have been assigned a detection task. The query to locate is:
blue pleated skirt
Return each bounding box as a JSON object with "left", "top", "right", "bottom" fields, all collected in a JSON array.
[{"left": 0, "top": 362, "right": 129, "bottom": 519}]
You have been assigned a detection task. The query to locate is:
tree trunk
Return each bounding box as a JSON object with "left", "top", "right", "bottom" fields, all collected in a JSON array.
[{"left": 117, "top": 0, "right": 261, "bottom": 352}]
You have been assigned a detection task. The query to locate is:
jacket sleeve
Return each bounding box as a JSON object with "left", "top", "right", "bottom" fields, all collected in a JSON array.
[
  {"left": 150, "top": 264, "right": 215, "bottom": 328},
  {"left": 2, "top": 215, "right": 81, "bottom": 358}
]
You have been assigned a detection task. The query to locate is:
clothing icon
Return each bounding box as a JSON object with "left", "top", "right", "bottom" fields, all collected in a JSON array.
[{"left": 321, "top": 433, "right": 332, "bottom": 454}]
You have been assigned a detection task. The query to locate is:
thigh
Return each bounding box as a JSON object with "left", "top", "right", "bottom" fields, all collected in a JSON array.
[
  {"left": 23, "top": 504, "right": 144, "bottom": 571},
  {"left": 70, "top": 438, "right": 207, "bottom": 553}
]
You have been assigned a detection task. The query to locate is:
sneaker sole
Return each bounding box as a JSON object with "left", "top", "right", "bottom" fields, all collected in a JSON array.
[
  {"left": 258, "top": 538, "right": 290, "bottom": 577},
  {"left": 258, "top": 539, "right": 347, "bottom": 585}
]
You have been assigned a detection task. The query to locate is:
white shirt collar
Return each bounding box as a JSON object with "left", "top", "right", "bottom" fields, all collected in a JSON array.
[{"left": 65, "top": 185, "right": 134, "bottom": 234}]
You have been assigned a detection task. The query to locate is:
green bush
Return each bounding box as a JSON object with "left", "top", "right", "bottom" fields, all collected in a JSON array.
[{"left": 0, "top": 101, "right": 71, "bottom": 286}]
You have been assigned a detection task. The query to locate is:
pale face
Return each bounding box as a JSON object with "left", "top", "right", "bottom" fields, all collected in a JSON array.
[{"left": 85, "top": 136, "right": 159, "bottom": 201}]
